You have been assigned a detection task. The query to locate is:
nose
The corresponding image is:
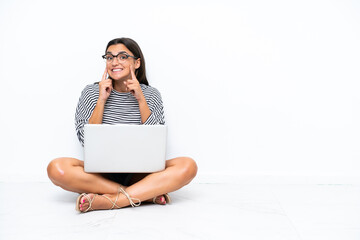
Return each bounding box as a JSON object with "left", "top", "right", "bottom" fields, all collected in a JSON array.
[{"left": 111, "top": 57, "right": 121, "bottom": 65}]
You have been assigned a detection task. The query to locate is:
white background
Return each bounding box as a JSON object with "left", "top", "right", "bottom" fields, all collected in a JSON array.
[{"left": 0, "top": 0, "right": 359, "bottom": 183}]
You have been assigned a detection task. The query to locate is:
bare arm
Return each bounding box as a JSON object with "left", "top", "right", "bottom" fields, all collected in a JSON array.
[
  {"left": 137, "top": 94, "right": 151, "bottom": 124},
  {"left": 88, "top": 99, "right": 107, "bottom": 124}
]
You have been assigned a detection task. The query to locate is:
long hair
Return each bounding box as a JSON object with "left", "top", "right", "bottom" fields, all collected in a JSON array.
[{"left": 105, "top": 37, "right": 149, "bottom": 85}]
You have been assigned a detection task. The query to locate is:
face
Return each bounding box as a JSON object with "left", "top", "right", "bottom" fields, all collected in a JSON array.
[{"left": 105, "top": 44, "right": 140, "bottom": 81}]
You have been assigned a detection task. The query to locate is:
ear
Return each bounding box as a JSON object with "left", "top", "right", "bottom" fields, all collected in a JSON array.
[{"left": 135, "top": 58, "right": 141, "bottom": 70}]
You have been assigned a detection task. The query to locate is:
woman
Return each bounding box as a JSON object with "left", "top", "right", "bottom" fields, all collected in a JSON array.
[{"left": 47, "top": 37, "right": 198, "bottom": 213}]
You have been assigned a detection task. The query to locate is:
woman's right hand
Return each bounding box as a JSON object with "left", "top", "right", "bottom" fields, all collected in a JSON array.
[{"left": 98, "top": 67, "right": 112, "bottom": 102}]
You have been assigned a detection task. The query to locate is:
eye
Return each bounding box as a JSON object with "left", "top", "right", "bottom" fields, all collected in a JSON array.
[
  {"left": 105, "top": 55, "right": 113, "bottom": 61},
  {"left": 119, "top": 54, "right": 128, "bottom": 60}
]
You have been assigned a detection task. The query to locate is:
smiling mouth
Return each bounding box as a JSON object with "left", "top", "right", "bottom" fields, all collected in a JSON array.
[{"left": 112, "top": 68, "right": 123, "bottom": 72}]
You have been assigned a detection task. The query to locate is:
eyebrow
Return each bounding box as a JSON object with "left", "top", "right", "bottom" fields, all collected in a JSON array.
[{"left": 106, "top": 51, "right": 127, "bottom": 55}]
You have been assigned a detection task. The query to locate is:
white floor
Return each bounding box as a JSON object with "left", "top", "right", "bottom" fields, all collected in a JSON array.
[{"left": 0, "top": 182, "right": 359, "bottom": 240}]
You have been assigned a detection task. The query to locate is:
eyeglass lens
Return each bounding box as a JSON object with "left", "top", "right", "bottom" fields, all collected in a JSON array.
[{"left": 104, "top": 54, "right": 129, "bottom": 63}]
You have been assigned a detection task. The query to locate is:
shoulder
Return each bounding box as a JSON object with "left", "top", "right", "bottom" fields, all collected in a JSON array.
[
  {"left": 141, "top": 84, "right": 162, "bottom": 98},
  {"left": 82, "top": 83, "right": 99, "bottom": 92},
  {"left": 79, "top": 83, "right": 99, "bottom": 101},
  {"left": 81, "top": 83, "right": 99, "bottom": 96}
]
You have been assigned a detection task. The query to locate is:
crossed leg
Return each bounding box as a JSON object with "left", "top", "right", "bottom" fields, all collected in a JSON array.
[{"left": 47, "top": 156, "right": 197, "bottom": 212}]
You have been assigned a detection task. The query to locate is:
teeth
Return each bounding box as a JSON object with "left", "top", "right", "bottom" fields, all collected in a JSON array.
[{"left": 113, "top": 69, "right": 122, "bottom": 72}]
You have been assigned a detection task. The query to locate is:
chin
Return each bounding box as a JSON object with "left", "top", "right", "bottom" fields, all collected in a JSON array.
[{"left": 109, "top": 75, "right": 124, "bottom": 81}]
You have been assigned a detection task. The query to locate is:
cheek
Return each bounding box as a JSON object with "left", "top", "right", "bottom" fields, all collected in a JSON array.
[{"left": 124, "top": 64, "right": 133, "bottom": 72}]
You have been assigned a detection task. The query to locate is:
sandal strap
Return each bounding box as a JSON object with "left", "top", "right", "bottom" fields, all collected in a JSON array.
[
  {"left": 164, "top": 193, "right": 171, "bottom": 204},
  {"left": 80, "top": 193, "right": 98, "bottom": 212},
  {"left": 118, "top": 187, "right": 141, "bottom": 207},
  {"left": 101, "top": 194, "right": 121, "bottom": 210},
  {"left": 78, "top": 187, "right": 141, "bottom": 212},
  {"left": 99, "top": 187, "right": 141, "bottom": 208}
]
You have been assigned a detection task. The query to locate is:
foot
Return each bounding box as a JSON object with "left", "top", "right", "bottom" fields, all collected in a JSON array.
[
  {"left": 148, "top": 195, "right": 167, "bottom": 205},
  {"left": 77, "top": 192, "right": 168, "bottom": 212},
  {"left": 78, "top": 192, "right": 127, "bottom": 212}
]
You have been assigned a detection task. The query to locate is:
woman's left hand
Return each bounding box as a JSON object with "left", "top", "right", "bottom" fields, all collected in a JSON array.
[{"left": 125, "top": 67, "right": 144, "bottom": 101}]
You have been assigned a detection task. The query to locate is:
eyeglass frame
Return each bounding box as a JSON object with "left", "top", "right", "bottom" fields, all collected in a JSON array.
[{"left": 102, "top": 51, "right": 139, "bottom": 63}]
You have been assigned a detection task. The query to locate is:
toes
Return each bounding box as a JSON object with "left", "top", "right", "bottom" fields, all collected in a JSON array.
[
  {"left": 160, "top": 196, "right": 166, "bottom": 204},
  {"left": 79, "top": 196, "right": 89, "bottom": 212},
  {"left": 80, "top": 203, "right": 88, "bottom": 212},
  {"left": 155, "top": 195, "right": 166, "bottom": 205}
]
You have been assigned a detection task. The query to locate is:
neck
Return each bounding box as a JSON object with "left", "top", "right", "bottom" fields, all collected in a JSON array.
[{"left": 112, "top": 80, "right": 128, "bottom": 92}]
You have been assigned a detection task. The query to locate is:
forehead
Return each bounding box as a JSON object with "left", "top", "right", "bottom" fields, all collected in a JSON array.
[{"left": 106, "top": 44, "right": 132, "bottom": 55}]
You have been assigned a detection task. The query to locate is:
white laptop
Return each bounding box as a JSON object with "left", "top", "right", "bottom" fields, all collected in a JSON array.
[{"left": 83, "top": 124, "right": 167, "bottom": 173}]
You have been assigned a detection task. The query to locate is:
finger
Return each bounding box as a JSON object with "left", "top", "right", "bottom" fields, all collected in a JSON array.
[
  {"left": 128, "top": 79, "right": 139, "bottom": 85},
  {"left": 126, "top": 81, "right": 135, "bottom": 90},
  {"left": 130, "top": 66, "right": 136, "bottom": 80},
  {"left": 126, "top": 83, "right": 136, "bottom": 95},
  {"left": 100, "top": 79, "right": 111, "bottom": 87},
  {"left": 127, "top": 84, "right": 135, "bottom": 93},
  {"left": 106, "top": 85, "right": 112, "bottom": 93},
  {"left": 104, "top": 78, "right": 112, "bottom": 84},
  {"left": 102, "top": 66, "right": 108, "bottom": 81},
  {"left": 103, "top": 83, "right": 112, "bottom": 88},
  {"left": 126, "top": 83, "right": 133, "bottom": 90},
  {"left": 105, "top": 81, "right": 113, "bottom": 91},
  {"left": 127, "top": 79, "right": 139, "bottom": 88}
]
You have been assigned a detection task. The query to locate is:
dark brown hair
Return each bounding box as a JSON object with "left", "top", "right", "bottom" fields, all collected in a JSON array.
[{"left": 105, "top": 37, "right": 149, "bottom": 85}]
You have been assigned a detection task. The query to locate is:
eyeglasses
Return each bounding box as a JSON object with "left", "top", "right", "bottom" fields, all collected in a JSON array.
[{"left": 102, "top": 52, "right": 138, "bottom": 63}]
